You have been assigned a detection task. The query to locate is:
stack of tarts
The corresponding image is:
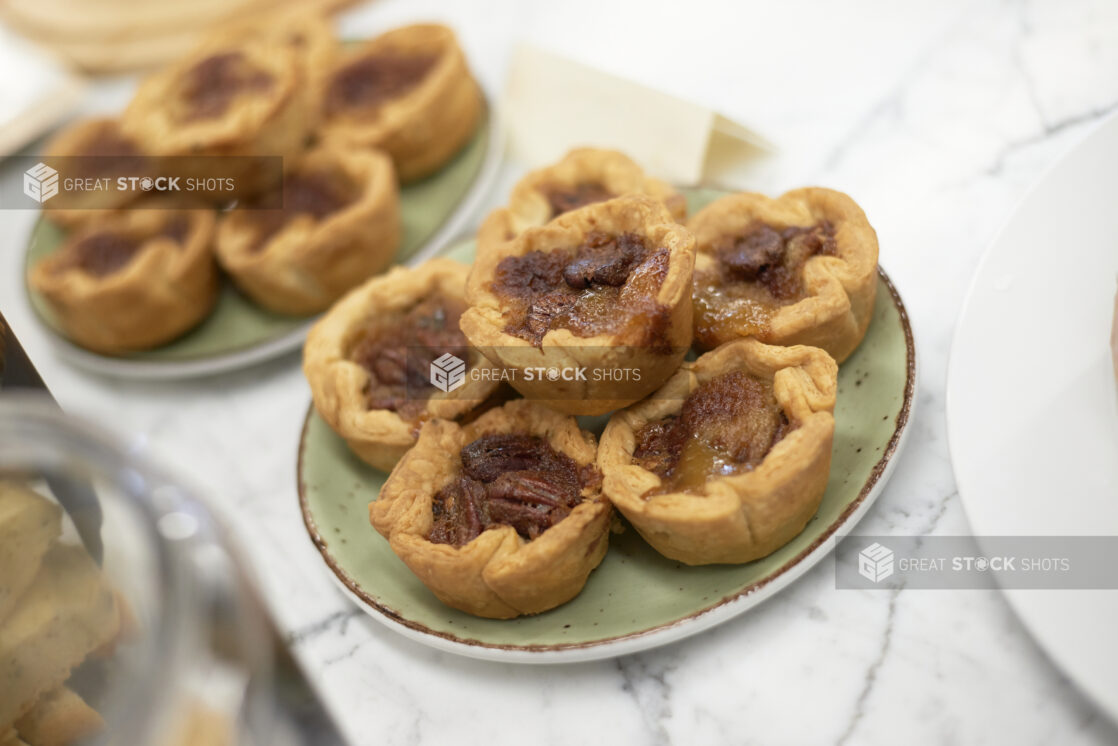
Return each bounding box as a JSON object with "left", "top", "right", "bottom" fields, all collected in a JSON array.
[
  {"left": 304, "top": 147, "right": 880, "bottom": 619},
  {"left": 29, "top": 12, "right": 484, "bottom": 356}
]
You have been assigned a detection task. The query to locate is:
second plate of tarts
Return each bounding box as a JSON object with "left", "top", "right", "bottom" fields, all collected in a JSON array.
[
  {"left": 23, "top": 17, "right": 497, "bottom": 377},
  {"left": 461, "top": 194, "right": 696, "bottom": 415}
]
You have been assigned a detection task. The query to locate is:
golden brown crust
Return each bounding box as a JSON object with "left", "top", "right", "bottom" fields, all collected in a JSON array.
[
  {"left": 688, "top": 187, "right": 878, "bottom": 363},
  {"left": 215, "top": 144, "right": 400, "bottom": 315},
  {"left": 477, "top": 148, "right": 687, "bottom": 255},
  {"left": 370, "top": 399, "right": 611, "bottom": 618},
  {"left": 29, "top": 207, "right": 218, "bottom": 354},
  {"left": 121, "top": 36, "right": 311, "bottom": 192},
  {"left": 461, "top": 195, "right": 696, "bottom": 415},
  {"left": 41, "top": 117, "right": 145, "bottom": 229},
  {"left": 303, "top": 259, "right": 500, "bottom": 471},
  {"left": 598, "top": 338, "right": 837, "bottom": 565},
  {"left": 316, "top": 24, "right": 481, "bottom": 183}
]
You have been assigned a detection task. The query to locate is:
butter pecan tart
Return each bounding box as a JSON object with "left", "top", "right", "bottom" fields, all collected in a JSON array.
[
  {"left": 370, "top": 399, "right": 610, "bottom": 618},
  {"left": 598, "top": 338, "right": 837, "bottom": 565},
  {"left": 316, "top": 24, "right": 481, "bottom": 183},
  {"left": 206, "top": 8, "right": 337, "bottom": 123},
  {"left": 303, "top": 259, "right": 499, "bottom": 471},
  {"left": 461, "top": 195, "right": 695, "bottom": 415},
  {"left": 477, "top": 148, "right": 686, "bottom": 254},
  {"left": 122, "top": 36, "right": 311, "bottom": 195},
  {"left": 216, "top": 144, "right": 399, "bottom": 315},
  {"left": 689, "top": 188, "right": 878, "bottom": 363},
  {"left": 29, "top": 206, "right": 217, "bottom": 354}
]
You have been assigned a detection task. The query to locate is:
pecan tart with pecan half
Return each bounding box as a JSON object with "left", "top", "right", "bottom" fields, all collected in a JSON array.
[
  {"left": 29, "top": 206, "right": 217, "bottom": 354},
  {"left": 461, "top": 195, "right": 695, "bottom": 416},
  {"left": 477, "top": 148, "right": 687, "bottom": 255},
  {"left": 316, "top": 24, "right": 481, "bottom": 183},
  {"left": 689, "top": 188, "right": 878, "bottom": 363},
  {"left": 303, "top": 259, "right": 500, "bottom": 472},
  {"left": 598, "top": 338, "right": 837, "bottom": 565},
  {"left": 122, "top": 36, "right": 310, "bottom": 196},
  {"left": 371, "top": 399, "right": 610, "bottom": 618},
  {"left": 216, "top": 144, "right": 399, "bottom": 315}
]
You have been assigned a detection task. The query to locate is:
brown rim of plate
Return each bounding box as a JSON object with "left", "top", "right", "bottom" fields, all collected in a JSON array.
[{"left": 295, "top": 265, "right": 916, "bottom": 653}]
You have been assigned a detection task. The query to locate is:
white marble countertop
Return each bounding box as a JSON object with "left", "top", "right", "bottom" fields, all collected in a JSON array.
[{"left": 3, "top": 0, "right": 1118, "bottom": 743}]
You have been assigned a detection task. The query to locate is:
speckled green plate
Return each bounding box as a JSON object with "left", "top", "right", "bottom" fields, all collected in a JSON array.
[
  {"left": 23, "top": 103, "right": 500, "bottom": 380},
  {"left": 298, "top": 191, "right": 916, "bottom": 662}
]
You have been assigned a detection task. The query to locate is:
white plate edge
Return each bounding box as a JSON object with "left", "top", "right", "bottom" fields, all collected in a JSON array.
[{"left": 944, "top": 111, "right": 1118, "bottom": 720}]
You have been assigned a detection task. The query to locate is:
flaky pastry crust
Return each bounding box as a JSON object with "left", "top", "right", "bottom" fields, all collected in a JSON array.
[
  {"left": 370, "top": 400, "right": 611, "bottom": 618},
  {"left": 689, "top": 188, "right": 878, "bottom": 363},
  {"left": 303, "top": 259, "right": 499, "bottom": 472},
  {"left": 29, "top": 207, "right": 218, "bottom": 354},
  {"left": 215, "top": 144, "right": 400, "bottom": 315},
  {"left": 461, "top": 195, "right": 696, "bottom": 416},
  {"left": 477, "top": 148, "right": 687, "bottom": 255},
  {"left": 316, "top": 24, "right": 481, "bottom": 183},
  {"left": 598, "top": 338, "right": 837, "bottom": 565}
]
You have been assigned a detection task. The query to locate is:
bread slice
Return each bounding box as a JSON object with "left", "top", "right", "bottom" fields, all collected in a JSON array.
[
  {"left": 14, "top": 686, "right": 104, "bottom": 746},
  {"left": 0, "top": 483, "right": 62, "bottom": 622},
  {"left": 0, "top": 729, "right": 30, "bottom": 746},
  {"left": 0, "top": 544, "right": 119, "bottom": 730}
]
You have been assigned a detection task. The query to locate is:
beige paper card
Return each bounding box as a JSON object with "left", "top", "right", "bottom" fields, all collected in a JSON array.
[{"left": 504, "top": 45, "right": 774, "bottom": 185}]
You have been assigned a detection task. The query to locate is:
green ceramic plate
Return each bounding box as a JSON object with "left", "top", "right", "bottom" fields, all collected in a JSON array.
[
  {"left": 23, "top": 103, "right": 499, "bottom": 379},
  {"left": 297, "top": 195, "right": 917, "bottom": 663}
]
